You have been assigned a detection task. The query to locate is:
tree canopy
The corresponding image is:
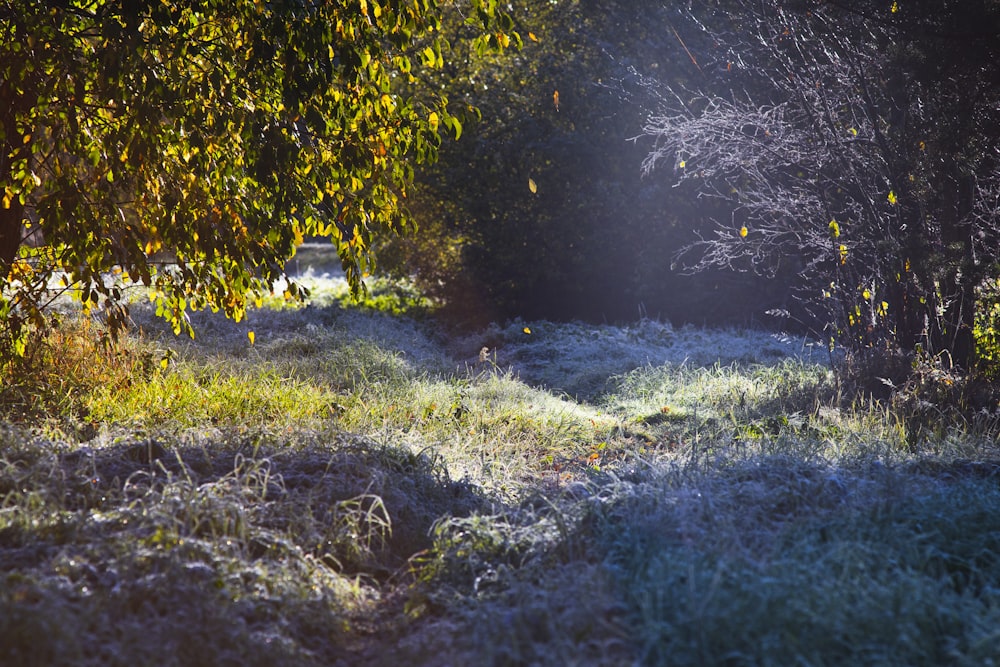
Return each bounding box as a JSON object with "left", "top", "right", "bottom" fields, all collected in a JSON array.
[{"left": 0, "top": 0, "right": 516, "bottom": 355}]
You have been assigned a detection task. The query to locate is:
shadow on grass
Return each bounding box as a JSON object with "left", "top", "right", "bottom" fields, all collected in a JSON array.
[{"left": 0, "top": 429, "right": 494, "bottom": 666}]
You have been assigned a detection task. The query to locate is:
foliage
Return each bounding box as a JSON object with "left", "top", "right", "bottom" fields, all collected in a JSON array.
[
  {"left": 0, "top": 0, "right": 517, "bottom": 359},
  {"left": 974, "top": 277, "right": 1000, "bottom": 380},
  {"left": 640, "top": 1, "right": 1000, "bottom": 372},
  {"left": 0, "top": 314, "right": 145, "bottom": 427}
]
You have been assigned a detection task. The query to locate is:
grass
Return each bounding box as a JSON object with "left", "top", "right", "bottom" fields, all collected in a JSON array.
[{"left": 3, "top": 283, "right": 1000, "bottom": 665}]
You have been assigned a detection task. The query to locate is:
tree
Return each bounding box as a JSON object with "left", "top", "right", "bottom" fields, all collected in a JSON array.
[
  {"left": 0, "top": 0, "right": 516, "bottom": 356},
  {"left": 640, "top": 0, "right": 1000, "bottom": 371},
  {"left": 379, "top": 0, "right": 790, "bottom": 328}
]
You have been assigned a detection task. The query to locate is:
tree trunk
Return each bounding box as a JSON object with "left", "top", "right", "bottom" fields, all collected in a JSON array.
[
  {"left": 0, "top": 75, "right": 28, "bottom": 280},
  {"left": 933, "top": 166, "right": 977, "bottom": 369},
  {"left": 0, "top": 202, "right": 23, "bottom": 279}
]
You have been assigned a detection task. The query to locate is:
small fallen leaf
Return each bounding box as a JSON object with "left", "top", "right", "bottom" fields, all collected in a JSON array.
[
  {"left": 523, "top": 327, "right": 532, "bottom": 335},
  {"left": 248, "top": 331, "right": 255, "bottom": 345},
  {"left": 528, "top": 178, "right": 537, "bottom": 194},
  {"left": 739, "top": 226, "right": 748, "bottom": 238}
]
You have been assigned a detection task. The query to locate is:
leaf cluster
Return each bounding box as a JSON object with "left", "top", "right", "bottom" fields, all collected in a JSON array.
[{"left": 0, "top": 0, "right": 517, "bottom": 357}]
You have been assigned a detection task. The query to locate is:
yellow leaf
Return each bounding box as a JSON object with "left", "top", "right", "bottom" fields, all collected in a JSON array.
[
  {"left": 739, "top": 226, "right": 748, "bottom": 238},
  {"left": 248, "top": 331, "right": 255, "bottom": 345},
  {"left": 523, "top": 327, "right": 532, "bottom": 335},
  {"left": 679, "top": 160, "right": 686, "bottom": 169},
  {"left": 891, "top": 1, "right": 899, "bottom": 13},
  {"left": 848, "top": 127, "right": 858, "bottom": 136},
  {"left": 553, "top": 90, "right": 559, "bottom": 111},
  {"left": 839, "top": 244, "right": 848, "bottom": 265},
  {"left": 528, "top": 32, "right": 539, "bottom": 42},
  {"left": 829, "top": 220, "right": 840, "bottom": 238},
  {"left": 887, "top": 190, "right": 897, "bottom": 205},
  {"left": 160, "top": 357, "right": 169, "bottom": 370},
  {"left": 528, "top": 178, "right": 537, "bottom": 194},
  {"left": 862, "top": 288, "right": 871, "bottom": 300},
  {"left": 428, "top": 111, "right": 439, "bottom": 131}
]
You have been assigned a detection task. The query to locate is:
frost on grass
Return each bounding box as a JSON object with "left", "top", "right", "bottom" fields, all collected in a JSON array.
[
  {"left": 130, "top": 266, "right": 826, "bottom": 402},
  {"left": 450, "top": 318, "right": 826, "bottom": 400}
]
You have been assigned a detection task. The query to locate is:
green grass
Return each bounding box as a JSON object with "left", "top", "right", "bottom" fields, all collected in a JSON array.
[{"left": 3, "top": 297, "right": 1000, "bottom": 665}]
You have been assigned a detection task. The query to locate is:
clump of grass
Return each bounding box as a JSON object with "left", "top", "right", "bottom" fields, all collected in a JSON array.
[
  {"left": 0, "top": 427, "right": 489, "bottom": 666},
  {"left": 85, "top": 361, "right": 341, "bottom": 430},
  {"left": 397, "top": 460, "right": 1000, "bottom": 666},
  {"left": 602, "top": 472, "right": 1000, "bottom": 666},
  {"left": 0, "top": 315, "right": 155, "bottom": 434}
]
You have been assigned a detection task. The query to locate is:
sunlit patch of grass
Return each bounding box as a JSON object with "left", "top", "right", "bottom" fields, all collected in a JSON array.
[
  {"left": 267, "top": 268, "right": 434, "bottom": 318},
  {"left": 599, "top": 358, "right": 921, "bottom": 464},
  {"left": 0, "top": 315, "right": 155, "bottom": 434},
  {"left": 85, "top": 362, "right": 341, "bottom": 429}
]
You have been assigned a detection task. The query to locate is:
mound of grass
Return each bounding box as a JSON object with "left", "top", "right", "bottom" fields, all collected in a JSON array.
[
  {"left": 0, "top": 427, "right": 488, "bottom": 666},
  {"left": 397, "top": 461, "right": 1000, "bottom": 666}
]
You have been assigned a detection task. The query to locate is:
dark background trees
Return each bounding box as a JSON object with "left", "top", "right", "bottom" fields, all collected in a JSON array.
[
  {"left": 380, "top": 0, "right": 789, "bottom": 329},
  {"left": 640, "top": 0, "right": 1000, "bottom": 373}
]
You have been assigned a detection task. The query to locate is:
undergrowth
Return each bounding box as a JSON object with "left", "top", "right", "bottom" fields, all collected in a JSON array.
[{"left": 3, "top": 300, "right": 1000, "bottom": 665}]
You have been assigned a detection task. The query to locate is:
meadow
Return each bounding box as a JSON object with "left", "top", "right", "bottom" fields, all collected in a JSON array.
[{"left": 3, "top": 267, "right": 1000, "bottom": 666}]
